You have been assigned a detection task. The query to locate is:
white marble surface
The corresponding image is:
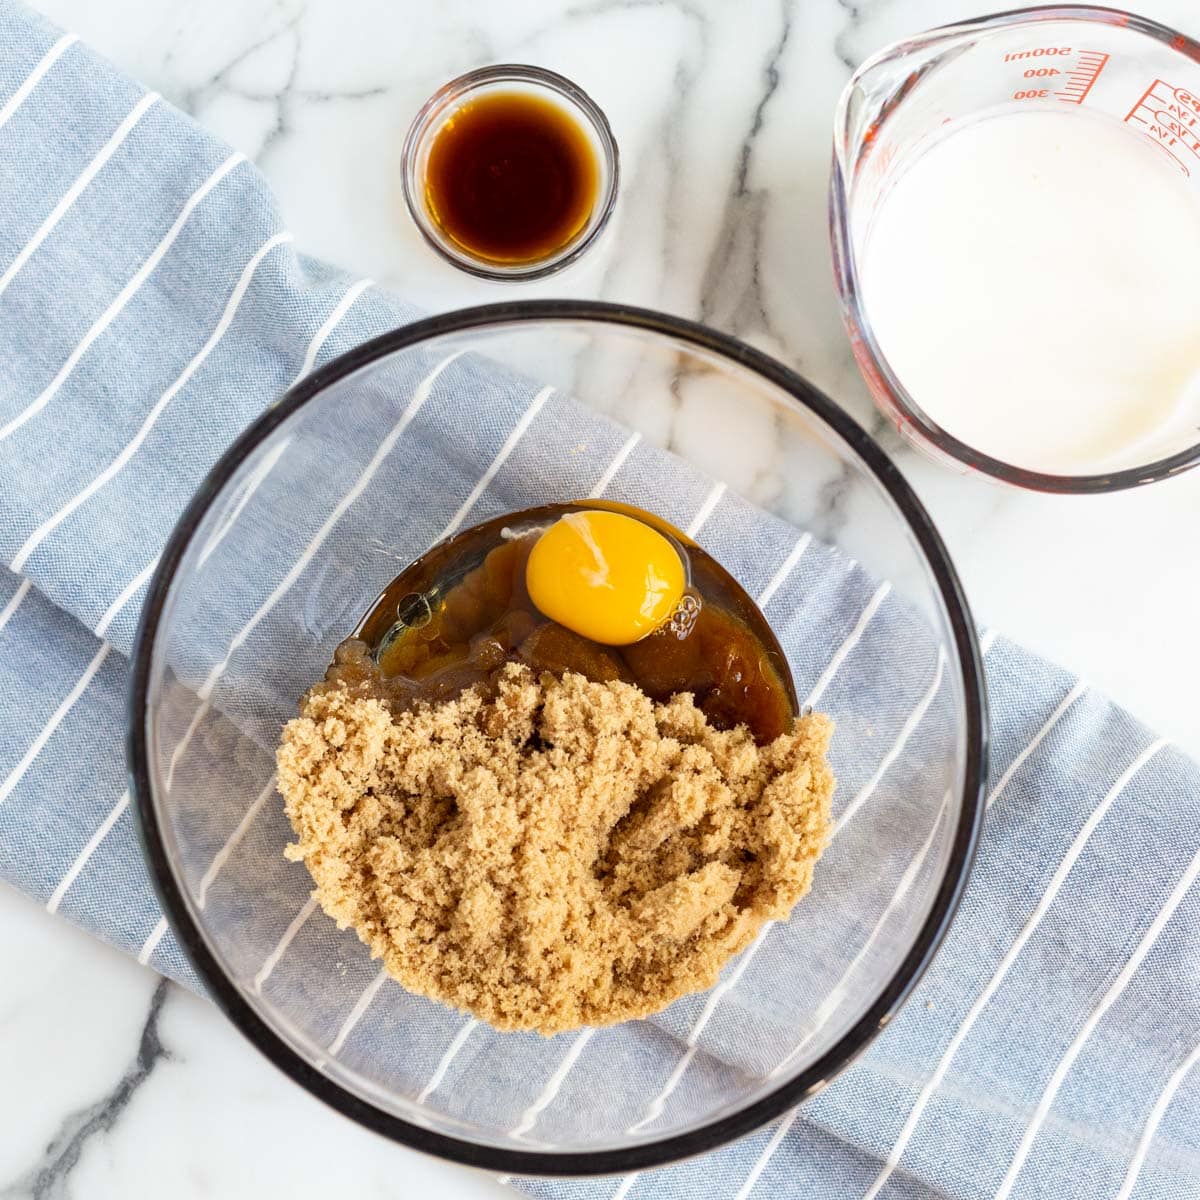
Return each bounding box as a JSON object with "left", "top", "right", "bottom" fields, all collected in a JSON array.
[{"left": 4, "top": 0, "right": 1200, "bottom": 1195}]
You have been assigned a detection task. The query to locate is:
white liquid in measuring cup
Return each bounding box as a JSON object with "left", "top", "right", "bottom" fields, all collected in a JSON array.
[{"left": 860, "top": 108, "right": 1200, "bottom": 476}]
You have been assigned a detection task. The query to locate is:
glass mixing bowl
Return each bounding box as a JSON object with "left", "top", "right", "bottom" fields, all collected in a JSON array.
[{"left": 129, "top": 302, "right": 986, "bottom": 1174}]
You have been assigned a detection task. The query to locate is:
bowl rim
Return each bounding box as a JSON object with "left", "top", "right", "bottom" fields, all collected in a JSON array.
[{"left": 128, "top": 299, "right": 988, "bottom": 1176}]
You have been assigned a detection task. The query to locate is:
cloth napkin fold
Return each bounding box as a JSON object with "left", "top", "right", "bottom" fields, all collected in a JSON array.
[{"left": 1, "top": 3, "right": 1198, "bottom": 1197}]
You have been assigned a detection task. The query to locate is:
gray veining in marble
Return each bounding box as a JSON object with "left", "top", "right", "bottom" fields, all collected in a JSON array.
[{"left": 3, "top": 983, "right": 170, "bottom": 1200}]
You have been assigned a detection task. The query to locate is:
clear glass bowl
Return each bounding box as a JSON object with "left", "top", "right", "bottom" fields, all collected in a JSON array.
[{"left": 129, "top": 303, "right": 986, "bottom": 1174}]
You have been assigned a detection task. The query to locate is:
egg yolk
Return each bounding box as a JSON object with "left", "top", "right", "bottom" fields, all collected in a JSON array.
[{"left": 525, "top": 510, "right": 686, "bottom": 646}]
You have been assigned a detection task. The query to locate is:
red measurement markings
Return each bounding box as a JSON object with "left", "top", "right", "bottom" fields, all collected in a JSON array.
[
  {"left": 862, "top": 138, "right": 897, "bottom": 190},
  {"left": 1054, "top": 50, "right": 1109, "bottom": 104},
  {"left": 1124, "top": 80, "right": 1200, "bottom": 176},
  {"left": 1004, "top": 47, "right": 1108, "bottom": 103}
]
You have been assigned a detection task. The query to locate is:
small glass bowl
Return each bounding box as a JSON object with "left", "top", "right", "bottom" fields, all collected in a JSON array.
[{"left": 401, "top": 65, "right": 619, "bottom": 281}]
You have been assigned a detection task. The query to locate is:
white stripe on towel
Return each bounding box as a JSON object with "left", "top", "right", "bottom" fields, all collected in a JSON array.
[
  {"left": 198, "top": 774, "right": 278, "bottom": 908},
  {"left": 434, "top": 385, "right": 554, "bottom": 543},
  {"left": 137, "top": 915, "right": 168, "bottom": 965},
  {"left": 0, "top": 643, "right": 110, "bottom": 805},
  {"left": 733, "top": 1108, "right": 801, "bottom": 1200},
  {"left": 0, "top": 33, "right": 78, "bottom": 132},
  {"left": 95, "top": 556, "right": 159, "bottom": 638},
  {"left": 995, "top": 837, "right": 1200, "bottom": 1200},
  {"left": 1116, "top": 1039, "right": 1200, "bottom": 1200},
  {"left": 590, "top": 431, "right": 640, "bottom": 497},
  {"left": 805, "top": 581, "right": 890, "bottom": 709},
  {"left": 860, "top": 737, "right": 1169, "bottom": 1200},
  {"left": 417, "top": 1019, "right": 479, "bottom": 1103},
  {"left": 756, "top": 534, "right": 812, "bottom": 610},
  {"left": 0, "top": 578, "right": 32, "bottom": 633},
  {"left": 254, "top": 896, "right": 317, "bottom": 994},
  {"left": 685, "top": 481, "right": 726, "bottom": 537},
  {"left": 0, "top": 151, "right": 245, "bottom": 442},
  {"left": 0, "top": 91, "right": 160, "bottom": 301},
  {"left": 196, "top": 438, "right": 292, "bottom": 568},
  {"left": 627, "top": 1045, "right": 700, "bottom": 1134},
  {"left": 833, "top": 649, "right": 945, "bottom": 836},
  {"left": 328, "top": 966, "right": 388, "bottom": 1055},
  {"left": 46, "top": 788, "right": 130, "bottom": 914},
  {"left": 41, "top": 577, "right": 165, "bottom": 911},
  {"left": 987, "top": 679, "right": 1087, "bottom": 811},
  {"left": 609, "top": 1174, "right": 638, "bottom": 1200},
  {"left": 289, "top": 277, "right": 373, "bottom": 386},
  {"left": 10, "top": 231, "right": 293, "bottom": 571},
  {"left": 509, "top": 1029, "right": 595, "bottom": 1139}
]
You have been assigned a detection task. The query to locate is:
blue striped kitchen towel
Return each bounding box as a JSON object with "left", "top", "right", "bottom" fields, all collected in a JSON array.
[{"left": 1, "top": 2, "right": 1198, "bottom": 1197}]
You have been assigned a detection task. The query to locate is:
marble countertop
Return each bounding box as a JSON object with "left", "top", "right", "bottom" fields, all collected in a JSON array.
[{"left": 5, "top": 0, "right": 1199, "bottom": 1195}]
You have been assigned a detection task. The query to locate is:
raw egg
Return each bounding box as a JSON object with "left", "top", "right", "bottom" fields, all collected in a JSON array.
[{"left": 525, "top": 509, "right": 685, "bottom": 646}]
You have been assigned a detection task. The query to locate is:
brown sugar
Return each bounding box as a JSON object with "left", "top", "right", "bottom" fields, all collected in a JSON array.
[{"left": 277, "top": 665, "right": 834, "bottom": 1035}]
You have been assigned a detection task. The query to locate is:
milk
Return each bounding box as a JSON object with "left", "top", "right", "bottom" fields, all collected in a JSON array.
[{"left": 859, "top": 108, "right": 1200, "bottom": 476}]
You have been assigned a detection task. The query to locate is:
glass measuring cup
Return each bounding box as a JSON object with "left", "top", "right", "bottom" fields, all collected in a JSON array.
[{"left": 830, "top": 6, "right": 1200, "bottom": 493}]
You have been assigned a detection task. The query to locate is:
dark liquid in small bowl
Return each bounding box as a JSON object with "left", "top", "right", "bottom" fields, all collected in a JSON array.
[
  {"left": 424, "top": 91, "right": 599, "bottom": 265},
  {"left": 326, "top": 502, "right": 798, "bottom": 745}
]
